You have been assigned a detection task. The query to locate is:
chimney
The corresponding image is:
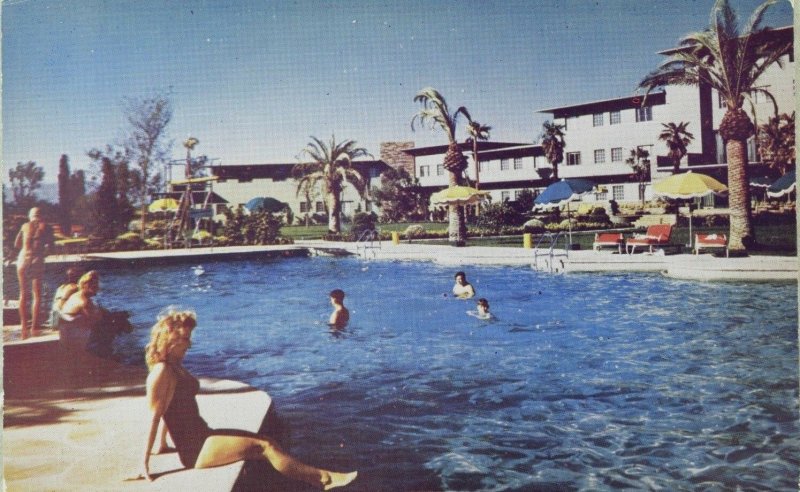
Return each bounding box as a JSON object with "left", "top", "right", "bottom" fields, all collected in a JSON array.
[{"left": 380, "top": 141, "right": 415, "bottom": 175}]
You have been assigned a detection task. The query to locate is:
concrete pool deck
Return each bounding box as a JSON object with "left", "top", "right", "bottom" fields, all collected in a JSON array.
[{"left": 4, "top": 240, "right": 796, "bottom": 490}]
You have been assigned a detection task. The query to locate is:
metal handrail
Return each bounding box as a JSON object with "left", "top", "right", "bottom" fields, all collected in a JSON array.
[
  {"left": 355, "top": 229, "right": 381, "bottom": 259},
  {"left": 532, "top": 231, "right": 570, "bottom": 272}
]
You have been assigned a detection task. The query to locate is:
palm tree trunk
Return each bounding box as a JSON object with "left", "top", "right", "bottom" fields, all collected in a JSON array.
[
  {"left": 726, "top": 139, "right": 754, "bottom": 251},
  {"left": 448, "top": 171, "right": 466, "bottom": 246},
  {"left": 328, "top": 194, "right": 341, "bottom": 234}
]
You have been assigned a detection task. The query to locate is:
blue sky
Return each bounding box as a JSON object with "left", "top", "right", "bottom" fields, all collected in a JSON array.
[{"left": 2, "top": 0, "right": 794, "bottom": 185}]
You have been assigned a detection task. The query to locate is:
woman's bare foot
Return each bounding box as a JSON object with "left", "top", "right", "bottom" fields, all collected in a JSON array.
[
  {"left": 323, "top": 471, "right": 357, "bottom": 490},
  {"left": 20, "top": 328, "right": 30, "bottom": 340}
]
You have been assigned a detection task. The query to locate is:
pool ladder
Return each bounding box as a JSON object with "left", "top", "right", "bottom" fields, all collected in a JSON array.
[
  {"left": 532, "top": 231, "right": 569, "bottom": 273},
  {"left": 355, "top": 229, "right": 381, "bottom": 259}
]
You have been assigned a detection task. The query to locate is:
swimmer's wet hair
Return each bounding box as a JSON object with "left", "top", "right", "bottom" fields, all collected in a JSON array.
[
  {"left": 477, "top": 298, "right": 489, "bottom": 309},
  {"left": 455, "top": 271, "right": 466, "bottom": 278},
  {"left": 329, "top": 289, "right": 345, "bottom": 303}
]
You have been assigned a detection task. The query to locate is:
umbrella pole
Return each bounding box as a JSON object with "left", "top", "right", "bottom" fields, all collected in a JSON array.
[{"left": 567, "top": 202, "right": 572, "bottom": 245}]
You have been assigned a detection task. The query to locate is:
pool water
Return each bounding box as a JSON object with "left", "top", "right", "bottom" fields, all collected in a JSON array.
[{"left": 33, "top": 258, "right": 800, "bottom": 490}]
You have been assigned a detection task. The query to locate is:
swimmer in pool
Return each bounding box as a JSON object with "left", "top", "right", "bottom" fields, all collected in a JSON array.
[
  {"left": 468, "top": 298, "right": 494, "bottom": 320},
  {"left": 452, "top": 271, "right": 476, "bottom": 299},
  {"left": 328, "top": 289, "right": 350, "bottom": 329},
  {"left": 142, "top": 308, "right": 357, "bottom": 489}
]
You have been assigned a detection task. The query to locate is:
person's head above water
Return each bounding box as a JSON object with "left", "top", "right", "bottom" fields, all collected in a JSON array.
[
  {"left": 329, "top": 289, "right": 346, "bottom": 305},
  {"left": 454, "top": 271, "right": 469, "bottom": 285},
  {"left": 477, "top": 298, "right": 490, "bottom": 313}
]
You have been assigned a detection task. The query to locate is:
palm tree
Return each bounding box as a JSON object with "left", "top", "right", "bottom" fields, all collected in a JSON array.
[
  {"left": 758, "top": 112, "right": 795, "bottom": 174},
  {"left": 626, "top": 147, "right": 651, "bottom": 206},
  {"left": 639, "top": 0, "right": 791, "bottom": 252},
  {"left": 539, "top": 121, "right": 565, "bottom": 181},
  {"left": 465, "top": 120, "right": 492, "bottom": 189},
  {"left": 411, "top": 87, "right": 471, "bottom": 246},
  {"left": 293, "top": 135, "right": 371, "bottom": 234},
  {"left": 658, "top": 122, "right": 695, "bottom": 174}
]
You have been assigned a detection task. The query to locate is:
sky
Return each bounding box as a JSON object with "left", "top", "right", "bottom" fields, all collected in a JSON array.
[{"left": 2, "top": 0, "right": 794, "bottom": 186}]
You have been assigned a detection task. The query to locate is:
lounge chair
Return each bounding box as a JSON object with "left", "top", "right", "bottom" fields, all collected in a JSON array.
[
  {"left": 625, "top": 224, "right": 673, "bottom": 254},
  {"left": 694, "top": 233, "right": 728, "bottom": 257},
  {"left": 593, "top": 232, "right": 624, "bottom": 253}
]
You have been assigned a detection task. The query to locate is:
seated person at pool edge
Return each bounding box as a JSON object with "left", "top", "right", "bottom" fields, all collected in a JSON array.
[
  {"left": 143, "top": 308, "right": 357, "bottom": 489},
  {"left": 50, "top": 266, "right": 83, "bottom": 326},
  {"left": 452, "top": 271, "right": 476, "bottom": 298},
  {"left": 329, "top": 289, "right": 350, "bottom": 328}
]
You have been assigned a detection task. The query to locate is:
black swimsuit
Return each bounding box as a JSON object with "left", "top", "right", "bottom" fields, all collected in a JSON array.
[{"left": 163, "top": 365, "right": 212, "bottom": 468}]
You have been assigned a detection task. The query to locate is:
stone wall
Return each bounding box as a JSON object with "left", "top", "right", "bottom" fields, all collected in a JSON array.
[{"left": 380, "top": 141, "right": 415, "bottom": 174}]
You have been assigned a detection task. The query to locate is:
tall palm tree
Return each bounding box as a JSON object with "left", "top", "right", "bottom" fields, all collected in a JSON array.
[
  {"left": 465, "top": 120, "right": 492, "bottom": 189},
  {"left": 293, "top": 135, "right": 371, "bottom": 234},
  {"left": 658, "top": 122, "right": 695, "bottom": 174},
  {"left": 411, "top": 87, "right": 471, "bottom": 246},
  {"left": 626, "top": 147, "right": 651, "bottom": 206},
  {"left": 639, "top": 0, "right": 791, "bottom": 252},
  {"left": 539, "top": 121, "right": 565, "bottom": 181}
]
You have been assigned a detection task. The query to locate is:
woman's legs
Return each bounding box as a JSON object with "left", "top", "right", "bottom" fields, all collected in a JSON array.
[
  {"left": 194, "top": 431, "right": 356, "bottom": 490},
  {"left": 17, "top": 264, "right": 30, "bottom": 338},
  {"left": 30, "top": 276, "right": 43, "bottom": 334}
]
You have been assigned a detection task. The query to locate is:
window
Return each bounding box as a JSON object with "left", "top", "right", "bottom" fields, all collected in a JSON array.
[
  {"left": 611, "top": 147, "right": 623, "bottom": 162},
  {"left": 514, "top": 190, "right": 523, "bottom": 200},
  {"left": 609, "top": 111, "right": 621, "bottom": 125},
  {"left": 636, "top": 106, "right": 652, "bottom": 122},
  {"left": 500, "top": 159, "right": 510, "bottom": 171},
  {"left": 566, "top": 152, "right": 581, "bottom": 166},
  {"left": 594, "top": 149, "right": 606, "bottom": 164},
  {"left": 436, "top": 164, "right": 444, "bottom": 176},
  {"left": 534, "top": 156, "right": 545, "bottom": 168},
  {"left": 342, "top": 201, "right": 353, "bottom": 214},
  {"left": 513, "top": 157, "right": 523, "bottom": 170},
  {"left": 718, "top": 92, "right": 726, "bottom": 109},
  {"left": 315, "top": 201, "right": 325, "bottom": 213},
  {"left": 593, "top": 113, "right": 604, "bottom": 126},
  {"left": 419, "top": 165, "right": 430, "bottom": 177},
  {"left": 479, "top": 160, "right": 489, "bottom": 172},
  {"left": 612, "top": 185, "right": 625, "bottom": 201},
  {"left": 300, "top": 202, "right": 309, "bottom": 213},
  {"left": 751, "top": 87, "right": 769, "bottom": 104},
  {"left": 501, "top": 191, "right": 510, "bottom": 202}
]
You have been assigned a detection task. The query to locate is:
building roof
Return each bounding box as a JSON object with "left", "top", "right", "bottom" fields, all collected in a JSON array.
[
  {"left": 536, "top": 91, "right": 666, "bottom": 118},
  {"left": 209, "top": 160, "right": 389, "bottom": 180},
  {"left": 401, "top": 141, "right": 527, "bottom": 157},
  {"left": 153, "top": 191, "right": 229, "bottom": 204}
]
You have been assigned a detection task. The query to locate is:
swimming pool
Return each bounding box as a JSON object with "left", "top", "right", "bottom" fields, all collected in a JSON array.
[{"left": 35, "top": 258, "right": 800, "bottom": 490}]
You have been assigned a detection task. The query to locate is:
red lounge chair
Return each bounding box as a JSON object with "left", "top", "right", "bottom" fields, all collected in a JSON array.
[
  {"left": 593, "top": 232, "right": 624, "bottom": 253},
  {"left": 626, "top": 224, "right": 673, "bottom": 254},
  {"left": 694, "top": 233, "right": 728, "bottom": 257}
]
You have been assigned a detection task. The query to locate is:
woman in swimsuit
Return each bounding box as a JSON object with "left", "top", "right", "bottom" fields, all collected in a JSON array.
[
  {"left": 14, "top": 207, "right": 53, "bottom": 338},
  {"left": 143, "top": 308, "right": 357, "bottom": 489}
]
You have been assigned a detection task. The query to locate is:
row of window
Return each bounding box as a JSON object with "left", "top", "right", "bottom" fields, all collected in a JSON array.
[
  {"left": 589, "top": 106, "right": 652, "bottom": 127},
  {"left": 419, "top": 157, "right": 526, "bottom": 177},
  {"left": 567, "top": 145, "right": 652, "bottom": 166}
]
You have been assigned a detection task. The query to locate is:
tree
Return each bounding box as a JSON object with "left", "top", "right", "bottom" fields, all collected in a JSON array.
[
  {"left": 658, "top": 122, "right": 695, "bottom": 173},
  {"left": 91, "top": 157, "right": 134, "bottom": 240},
  {"left": 371, "top": 167, "right": 427, "bottom": 222},
  {"left": 8, "top": 161, "right": 44, "bottom": 209},
  {"left": 57, "top": 154, "right": 74, "bottom": 234},
  {"left": 626, "top": 147, "right": 650, "bottom": 205},
  {"left": 293, "top": 135, "right": 370, "bottom": 234},
  {"left": 465, "top": 120, "right": 492, "bottom": 189},
  {"left": 411, "top": 87, "right": 471, "bottom": 246},
  {"left": 639, "top": 0, "right": 791, "bottom": 252},
  {"left": 539, "top": 121, "right": 566, "bottom": 181},
  {"left": 122, "top": 93, "right": 173, "bottom": 238},
  {"left": 758, "top": 112, "right": 795, "bottom": 174}
]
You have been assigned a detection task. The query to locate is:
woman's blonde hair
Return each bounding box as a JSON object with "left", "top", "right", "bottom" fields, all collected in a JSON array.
[
  {"left": 78, "top": 270, "right": 99, "bottom": 289},
  {"left": 145, "top": 308, "right": 197, "bottom": 370}
]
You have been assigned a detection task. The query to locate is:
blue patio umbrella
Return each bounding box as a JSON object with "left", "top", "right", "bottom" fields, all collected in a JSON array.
[
  {"left": 767, "top": 170, "right": 796, "bottom": 198},
  {"left": 749, "top": 176, "right": 773, "bottom": 188},
  {"left": 244, "top": 196, "right": 288, "bottom": 213},
  {"left": 534, "top": 178, "right": 595, "bottom": 243}
]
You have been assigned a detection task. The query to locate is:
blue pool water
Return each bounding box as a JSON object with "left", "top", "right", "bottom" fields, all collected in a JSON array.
[{"left": 31, "top": 258, "right": 800, "bottom": 490}]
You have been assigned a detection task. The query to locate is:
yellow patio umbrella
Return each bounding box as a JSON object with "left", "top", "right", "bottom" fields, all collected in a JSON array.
[
  {"left": 148, "top": 198, "right": 180, "bottom": 213},
  {"left": 652, "top": 171, "right": 727, "bottom": 248},
  {"left": 430, "top": 186, "right": 490, "bottom": 206}
]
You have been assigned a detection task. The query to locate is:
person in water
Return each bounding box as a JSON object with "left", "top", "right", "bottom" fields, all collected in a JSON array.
[
  {"left": 452, "top": 271, "right": 476, "bottom": 299},
  {"left": 50, "top": 266, "right": 83, "bottom": 327},
  {"left": 143, "top": 308, "right": 357, "bottom": 489},
  {"left": 328, "top": 289, "right": 350, "bottom": 329},
  {"left": 14, "top": 207, "right": 54, "bottom": 337},
  {"left": 468, "top": 298, "right": 494, "bottom": 320}
]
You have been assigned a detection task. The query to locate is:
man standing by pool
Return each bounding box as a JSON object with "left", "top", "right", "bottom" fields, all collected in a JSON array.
[
  {"left": 452, "top": 271, "right": 476, "bottom": 299},
  {"left": 14, "top": 207, "right": 53, "bottom": 338}
]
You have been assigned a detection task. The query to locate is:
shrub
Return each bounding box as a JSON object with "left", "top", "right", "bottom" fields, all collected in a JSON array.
[
  {"left": 404, "top": 224, "right": 426, "bottom": 238},
  {"left": 522, "top": 218, "right": 545, "bottom": 233},
  {"left": 476, "top": 202, "right": 526, "bottom": 233},
  {"left": 350, "top": 212, "right": 378, "bottom": 238}
]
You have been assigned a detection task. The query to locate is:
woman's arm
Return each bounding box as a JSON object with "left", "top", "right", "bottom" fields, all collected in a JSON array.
[
  {"left": 156, "top": 419, "right": 172, "bottom": 453},
  {"left": 144, "top": 363, "right": 175, "bottom": 481},
  {"left": 14, "top": 224, "right": 25, "bottom": 250}
]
